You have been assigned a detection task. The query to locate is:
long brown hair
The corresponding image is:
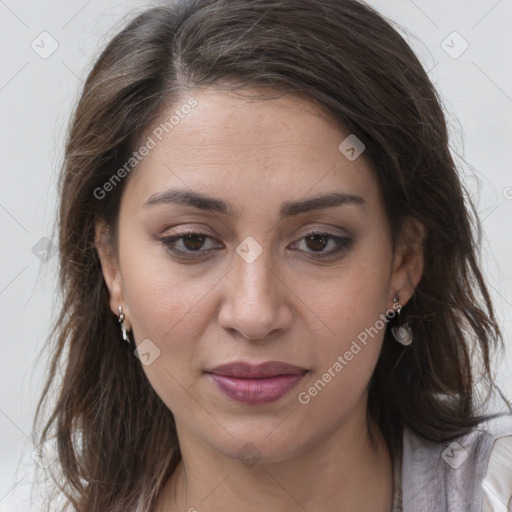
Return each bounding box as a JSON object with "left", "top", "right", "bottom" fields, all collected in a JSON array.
[{"left": 33, "top": 1, "right": 508, "bottom": 510}]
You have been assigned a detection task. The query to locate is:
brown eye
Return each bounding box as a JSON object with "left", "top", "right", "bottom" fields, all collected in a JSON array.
[
  {"left": 159, "top": 232, "right": 223, "bottom": 259},
  {"left": 290, "top": 232, "right": 353, "bottom": 260},
  {"left": 304, "top": 234, "right": 329, "bottom": 252},
  {"left": 182, "top": 233, "right": 206, "bottom": 251}
]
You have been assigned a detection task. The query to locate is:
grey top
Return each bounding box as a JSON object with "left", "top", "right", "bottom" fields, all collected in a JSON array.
[{"left": 390, "top": 414, "right": 512, "bottom": 512}]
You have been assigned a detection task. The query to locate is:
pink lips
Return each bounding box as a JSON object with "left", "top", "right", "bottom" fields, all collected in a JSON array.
[{"left": 206, "top": 361, "right": 307, "bottom": 405}]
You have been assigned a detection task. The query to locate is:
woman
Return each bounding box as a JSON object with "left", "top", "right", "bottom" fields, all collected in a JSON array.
[{"left": 33, "top": 1, "right": 512, "bottom": 511}]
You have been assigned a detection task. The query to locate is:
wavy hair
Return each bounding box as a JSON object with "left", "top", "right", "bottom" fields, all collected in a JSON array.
[{"left": 33, "top": 1, "right": 508, "bottom": 510}]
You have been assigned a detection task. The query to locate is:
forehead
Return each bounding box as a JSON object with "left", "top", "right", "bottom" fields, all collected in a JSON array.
[{"left": 122, "top": 88, "right": 381, "bottom": 212}]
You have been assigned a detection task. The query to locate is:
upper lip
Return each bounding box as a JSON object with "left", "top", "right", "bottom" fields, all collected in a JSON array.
[{"left": 206, "top": 361, "right": 307, "bottom": 378}]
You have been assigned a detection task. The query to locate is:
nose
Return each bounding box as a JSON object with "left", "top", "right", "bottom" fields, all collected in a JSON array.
[{"left": 217, "top": 249, "right": 294, "bottom": 341}]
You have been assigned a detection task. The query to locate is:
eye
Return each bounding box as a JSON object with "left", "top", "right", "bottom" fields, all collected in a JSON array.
[
  {"left": 159, "top": 230, "right": 352, "bottom": 261},
  {"left": 160, "top": 232, "right": 223, "bottom": 259},
  {"left": 290, "top": 232, "right": 352, "bottom": 260}
]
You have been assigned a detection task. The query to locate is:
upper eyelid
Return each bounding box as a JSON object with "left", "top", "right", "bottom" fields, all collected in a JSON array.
[
  {"left": 162, "top": 229, "right": 348, "bottom": 242},
  {"left": 162, "top": 222, "right": 349, "bottom": 237}
]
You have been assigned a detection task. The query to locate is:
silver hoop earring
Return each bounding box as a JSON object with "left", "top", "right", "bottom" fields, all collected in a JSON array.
[
  {"left": 393, "top": 296, "right": 402, "bottom": 315},
  {"left": 118, "top": 306, "right": 131, "bottom": 344},
  {"left": 391, "top": 297, "right": 413, "bottom": 346}
]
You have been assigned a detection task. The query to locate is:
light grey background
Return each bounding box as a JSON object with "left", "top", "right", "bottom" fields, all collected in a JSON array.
[{"left": 0, "top": 1, "right": 511, "bottom": 510}]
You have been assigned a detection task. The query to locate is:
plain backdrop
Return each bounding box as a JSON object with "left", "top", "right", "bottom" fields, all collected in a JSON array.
[{"left": 0, "top": 1, "right": 511, "bottom": 510}]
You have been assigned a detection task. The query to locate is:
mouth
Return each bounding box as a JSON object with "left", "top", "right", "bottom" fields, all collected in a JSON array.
[{"left": 205, "top": 361, "right": 308, "bottom": 405}]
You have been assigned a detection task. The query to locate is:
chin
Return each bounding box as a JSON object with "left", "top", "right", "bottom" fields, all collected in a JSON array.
[{"left": 194, "top": 416, "right": 329, "bottom": 467}]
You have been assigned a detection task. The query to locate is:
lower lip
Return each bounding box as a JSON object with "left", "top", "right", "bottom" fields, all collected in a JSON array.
[{"left": 208, "top": 373, "right": 306, "bottom": 405}]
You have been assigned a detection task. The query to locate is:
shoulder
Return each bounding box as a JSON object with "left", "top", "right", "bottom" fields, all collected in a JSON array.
[
  {"left": 401, "top": 413, "right": 512, "bottom": 512},
  {"left": 481, "top": 428, "right": 512, "bottom": 512}
]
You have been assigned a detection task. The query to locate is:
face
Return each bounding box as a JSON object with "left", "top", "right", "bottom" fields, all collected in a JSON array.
[{"left": 97, "top": 88, "right": 422, "bottom": 463}]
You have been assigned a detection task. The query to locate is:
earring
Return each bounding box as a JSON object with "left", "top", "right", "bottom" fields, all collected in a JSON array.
[
  {"left": 391, "top": 296, "right": 413, "bottom": 346},
  {"left": 118, "top": 306, "right": 131, "bottom": 344},
  {"left": 393, "top": 296, "right": 402, "bottom": 315}
]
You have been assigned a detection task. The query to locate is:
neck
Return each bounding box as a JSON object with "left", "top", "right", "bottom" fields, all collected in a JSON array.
[{"left": 154, "top": 406, "right": 394, "bottom": 512}]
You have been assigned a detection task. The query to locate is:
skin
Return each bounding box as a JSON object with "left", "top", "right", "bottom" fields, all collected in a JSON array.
[{"left": 96, "top": 88, "right": 425, "bottom": 512}]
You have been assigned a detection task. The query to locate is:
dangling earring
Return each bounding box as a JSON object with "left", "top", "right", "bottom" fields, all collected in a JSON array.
[
  {"left": 391, "top": 296, "right": 413, "bottom": 346},
  {"left": 118, "top": 306, "right": 131, "bottom": 344}
]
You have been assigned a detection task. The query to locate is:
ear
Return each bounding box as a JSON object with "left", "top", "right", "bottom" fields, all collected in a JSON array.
[
  {"left": 389, "top": 216, "right": 426, "bottom": 308},
  {"left": 95, "top": 220, "right": 130, "bottom": 329}
]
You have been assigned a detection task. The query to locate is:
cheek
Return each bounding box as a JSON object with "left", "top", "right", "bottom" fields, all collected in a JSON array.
[
  {"left": 292, "top": 246, "right": 391, "bottom": 402},
  {"left": 118, "top": 227, "right": 221, "bottom": 342},
  {"left": 121, "top": 260, "right": 215, "bottom": 416},
  {"left": 117, "top": 238, "right": 221, "bottom": 394},
  {"left": 293, "top": 247, "right": 391, "bottom": 350}
]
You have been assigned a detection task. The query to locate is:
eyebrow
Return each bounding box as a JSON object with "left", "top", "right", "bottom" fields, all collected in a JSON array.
[{"left": 143, "top": 189, "right": 365, "bottom": 219}]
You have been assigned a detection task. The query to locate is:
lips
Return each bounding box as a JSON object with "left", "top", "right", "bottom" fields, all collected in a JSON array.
[
  {"left": 208, "top": 361, "right": 307, "bottom": 378},
  {"left": 206, "top": 361, "right": 307, "bottom": 405}
]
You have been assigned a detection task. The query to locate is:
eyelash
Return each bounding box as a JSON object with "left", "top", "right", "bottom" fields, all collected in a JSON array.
[{"left": 158, "top": 230, "right": 352, "bottom": 261}]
